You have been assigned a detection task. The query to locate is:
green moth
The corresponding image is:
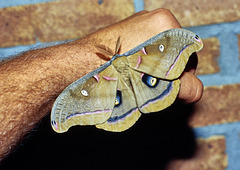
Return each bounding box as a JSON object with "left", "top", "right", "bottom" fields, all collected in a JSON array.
[{"left": 51, "top": 28, "right": 203, "bottom": 133}]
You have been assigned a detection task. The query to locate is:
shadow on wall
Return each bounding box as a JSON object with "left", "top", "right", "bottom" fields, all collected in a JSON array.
[{"left": 1, "top": 102, "right": 196, "bottom": 170}]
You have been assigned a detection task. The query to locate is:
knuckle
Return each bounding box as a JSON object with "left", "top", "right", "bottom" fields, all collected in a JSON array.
[
  {"left": 144, "top": 8, "right": 181, "bottom": 30},
  {"left": 148, "top": 8, "right": 174, "bottom": 21}
]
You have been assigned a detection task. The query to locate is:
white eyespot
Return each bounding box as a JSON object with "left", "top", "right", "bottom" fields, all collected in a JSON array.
[
  {"left": 159, "top": 44, "right": 164, "bottom": 52},
  {"left": 81, "top": 89, "right": 89, "bottom": 97},
  {"left": 115, "top": 99, "right": 119, "bottom": 105},
  {"left": 150, "top": 78, "right": 157, "bottom": 86}
]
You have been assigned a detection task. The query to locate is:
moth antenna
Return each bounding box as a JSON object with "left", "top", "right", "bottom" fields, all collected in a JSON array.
[
  {"left": 114, "top": 36, "right": 121, "bottom": 55},
  {"left": 95, "top": 45, "right": 114, "bottom": 61},
  {"left": 96, "top": 45, "right": 114, "bottom": 56}
]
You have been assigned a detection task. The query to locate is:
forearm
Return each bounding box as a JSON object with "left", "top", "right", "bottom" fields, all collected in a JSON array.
[{"left": 0, "top": 42, "right": 105, "bottom": 159}]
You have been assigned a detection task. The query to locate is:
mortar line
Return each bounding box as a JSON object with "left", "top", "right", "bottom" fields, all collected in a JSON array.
[
  {"left": 186, "top": 20, "right": 240, "bottom": 38},
  {"left": 198, "top": 72, "right": 240, "bottom": 86},
  {"left": 193, "top": 121, "right": 240, "bottom": 138},
  {"left": 218, "top": 32, "right": 239, "bottom": 75},
  {"left": 133, "top": 0, "right": 144, "bottom": 12},
  {"left": 0, "top": 0, "right": 59, "bottom": 8},
  {"left": 225, "top": 133, "right": 240, "bottom": 170}
]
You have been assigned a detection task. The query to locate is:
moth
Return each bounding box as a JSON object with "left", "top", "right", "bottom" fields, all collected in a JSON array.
[{"left": 51, "top": 28, "right": 203, "bottom": 133}]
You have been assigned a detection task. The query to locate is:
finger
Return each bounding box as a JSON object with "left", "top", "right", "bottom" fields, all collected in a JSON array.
[{"left": 178, "top": 72, "right": 203, "bottom": 103}]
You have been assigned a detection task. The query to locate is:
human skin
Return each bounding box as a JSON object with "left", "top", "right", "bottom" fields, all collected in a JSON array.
[{"left": 0, "top": 9, "right": 203, "bottom": 160}]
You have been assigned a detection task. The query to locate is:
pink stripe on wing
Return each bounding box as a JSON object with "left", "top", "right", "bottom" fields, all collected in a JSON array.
[
  {"left": 102, "top": 76, "right": 117, "bottom": 81},
  {"left": 136, "top": 56, "right": 142, "bottom": 69},
  {"left": 165, "top": 54, "right": 181, "bottom": 77}
]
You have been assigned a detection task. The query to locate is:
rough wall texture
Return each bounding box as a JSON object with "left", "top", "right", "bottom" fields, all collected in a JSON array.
[
  {"left": 145, "top": 0, "right": 240, "bottom": 27},
  {"left": 0, "top": 0, "right": 240, "bottom": 170},
  {"left": 0, "top": 0, "right": 134, "bottom": 47}
]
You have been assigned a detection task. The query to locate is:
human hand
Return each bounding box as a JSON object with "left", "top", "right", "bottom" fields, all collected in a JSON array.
[{"left": 81, "top": 9, "right": 203, "bottom": 103}]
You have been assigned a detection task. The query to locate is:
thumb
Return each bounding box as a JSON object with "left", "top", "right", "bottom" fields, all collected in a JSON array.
[{"left": 178, "top": 72, "right": 204, "bottom": 103}]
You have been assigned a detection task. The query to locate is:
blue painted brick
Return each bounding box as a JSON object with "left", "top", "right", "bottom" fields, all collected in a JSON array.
[
  {"left": 133, "top": 0, "right": 144, "bottom": 12},
  {"left": 0, "top": 0, "right": 58, "bottom": 8}
]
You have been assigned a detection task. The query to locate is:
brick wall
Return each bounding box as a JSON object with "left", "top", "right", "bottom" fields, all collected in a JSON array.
[{"left": 1, "top": 0, "right": 240, "bottom": 169}]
